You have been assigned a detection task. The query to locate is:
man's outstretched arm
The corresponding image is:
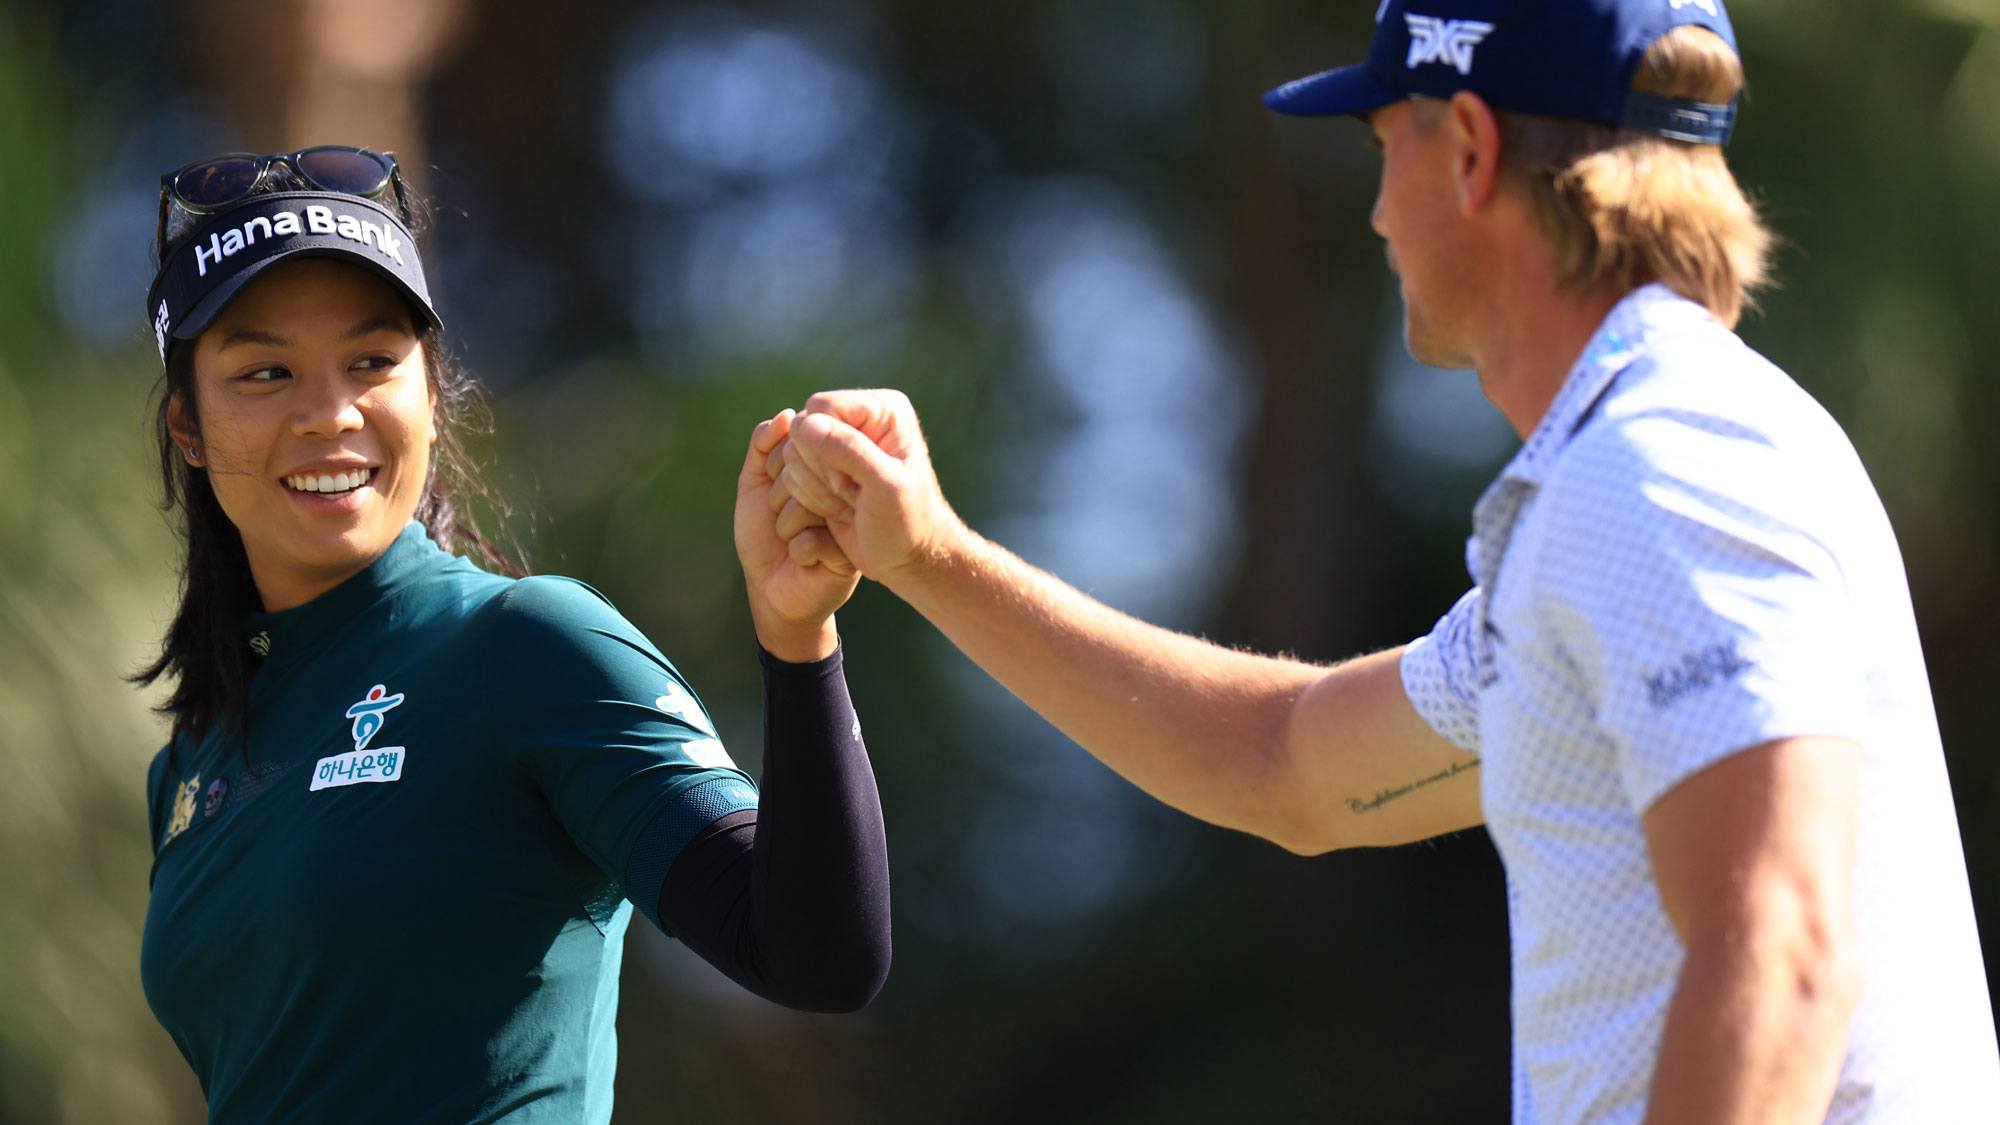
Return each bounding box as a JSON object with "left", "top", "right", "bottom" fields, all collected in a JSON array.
[{"left": 770, "top": 389, "right": 1481, "bottom": 854}]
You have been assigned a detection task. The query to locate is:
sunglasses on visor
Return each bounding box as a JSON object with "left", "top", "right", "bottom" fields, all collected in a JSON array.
[{"left": 156, "top": 146, "right": 410, "bottom": 251}]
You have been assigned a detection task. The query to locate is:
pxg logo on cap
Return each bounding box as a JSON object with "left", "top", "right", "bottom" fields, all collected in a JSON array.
[
  {"left": 144, "top": 190, "right": 442, "bottom": 365},
  {"left": 1265, "top": 0, "right": 1740, "bottom": 148},
  {"left": 1404, "top": 15, "right": 1494, "bottom": 75}
]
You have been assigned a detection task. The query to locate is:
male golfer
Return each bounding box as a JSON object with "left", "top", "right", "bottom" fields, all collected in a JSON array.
[{"left": 764, "top": 0, "right": 2000, "bottom": 1119}]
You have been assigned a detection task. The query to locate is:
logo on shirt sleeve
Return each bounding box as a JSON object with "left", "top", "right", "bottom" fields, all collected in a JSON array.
[
  {"left": 311, "top": 684, "right": 408, "bottom": 791},
  {"left": 681, "top": 738, "right": 737, "bottom": 770},
  {"left": 655, "top": 682, "right": 737, "bottom": 769},
  {"left": 163, "top": 773, "right": 200, "bottom": 846},
  {"left": 655, "top": 681, "right": 717, "bottom": 735},
  {"left": 1644, "top": 641, "right": 1753, "bottom": 709}
]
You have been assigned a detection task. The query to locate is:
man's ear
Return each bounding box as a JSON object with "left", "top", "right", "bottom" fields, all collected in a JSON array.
[{"left": 1447, "top": 90, "right": 1504, "bottom": 216}]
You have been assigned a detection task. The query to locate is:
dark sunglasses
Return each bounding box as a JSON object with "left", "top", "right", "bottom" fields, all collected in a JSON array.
[{"left": 156, "top": 146, "right": 410, "bottom": 250}]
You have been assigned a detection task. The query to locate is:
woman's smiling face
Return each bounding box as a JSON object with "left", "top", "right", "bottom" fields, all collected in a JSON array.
[{"left": 171, "top": 258, "right": 436, "bottom": 612}]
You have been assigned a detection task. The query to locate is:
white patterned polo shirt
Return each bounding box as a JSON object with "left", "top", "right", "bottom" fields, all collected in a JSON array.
[{"left": 1402, "top": 283, "right": 2000, "bottom": 1123}]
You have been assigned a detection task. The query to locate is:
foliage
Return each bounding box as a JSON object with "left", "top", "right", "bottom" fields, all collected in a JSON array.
[
  {"left": 0, "top": 15, "right": 201, "bottom": 1123},
  {"left": 2, "top": 1, "right": 1996, "bottom": 1122}
]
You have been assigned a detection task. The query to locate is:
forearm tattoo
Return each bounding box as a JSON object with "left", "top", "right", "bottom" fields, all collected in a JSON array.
[{"left": 1346, "top": 757, "right": 1481, "bottom": 815}]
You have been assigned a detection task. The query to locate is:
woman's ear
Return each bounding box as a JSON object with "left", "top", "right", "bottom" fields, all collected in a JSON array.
[
  {"left": 166, "top": 391, "right": 201, "bottom": 466},
  {"left": 421, "top": 343, "right": 440, "bottom": 444}
]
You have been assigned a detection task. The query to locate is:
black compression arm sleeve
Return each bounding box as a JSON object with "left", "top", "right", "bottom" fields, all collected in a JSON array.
[{"left": 652, "top": 645, "right": 891, "bottom": 1012}]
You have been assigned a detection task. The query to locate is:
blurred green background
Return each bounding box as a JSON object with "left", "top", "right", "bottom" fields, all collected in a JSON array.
[{"left": 2, "top": 0, "right": 1996, "bottom": 1120}]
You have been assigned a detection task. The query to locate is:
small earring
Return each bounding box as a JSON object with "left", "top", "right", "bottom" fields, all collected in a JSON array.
[{"left": 185, "top": 443, "right": 201, "bottom": 463}]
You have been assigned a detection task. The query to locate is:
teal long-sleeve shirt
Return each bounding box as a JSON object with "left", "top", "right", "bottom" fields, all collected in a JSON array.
[{"left": 140, "top": 523, "right": 758, "bottom": 1123}]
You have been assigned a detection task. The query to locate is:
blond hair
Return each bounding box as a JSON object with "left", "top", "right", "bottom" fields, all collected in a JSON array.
[{"left": 1499, "top": 27, "right": 1773, "bottom": 327}]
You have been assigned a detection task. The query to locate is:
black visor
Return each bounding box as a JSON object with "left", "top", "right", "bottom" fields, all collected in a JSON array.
[{"left": 144, "top": 191, "right": 442, "bottom": 363}]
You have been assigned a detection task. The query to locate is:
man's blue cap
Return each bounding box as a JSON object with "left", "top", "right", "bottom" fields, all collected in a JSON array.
[{"left": 1264, "top": 0, "right": 1740, "bottom": 145}]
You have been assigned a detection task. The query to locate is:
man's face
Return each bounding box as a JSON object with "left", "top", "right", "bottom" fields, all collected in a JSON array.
[
  {"left": 176, "top": 258, "right": 436, "bottom": 611},
  {"left": 1368, "top": 99, "right": 1480, "bottom": 369}
]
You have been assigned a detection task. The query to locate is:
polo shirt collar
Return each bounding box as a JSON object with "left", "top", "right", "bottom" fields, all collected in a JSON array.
[
  {"left": 1501, "top": 282, "right": 1716, "bottom": 489},
  {"left": 1465, "top": 283, "right": 1715, "bottom": 585},
  {"left": 242, "top": 522, "right": 450, "bottom": 668}
]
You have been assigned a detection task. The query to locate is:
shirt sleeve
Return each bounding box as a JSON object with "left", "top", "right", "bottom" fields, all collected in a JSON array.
[
  {"left": 1401, "top": 586, "right": 1486, "bottom": 753},
  {"left": 475, "top": 575, "right": 759, "bottom": 893},
  {"left": 1534, "top": 412, "right": 1870, "bottom": 812},
  {"left": 145, "top": 744, "right": 173, "bottom": 855},
  {"left": 646, "top": 645, "right": 891, "bottom": 1011}
]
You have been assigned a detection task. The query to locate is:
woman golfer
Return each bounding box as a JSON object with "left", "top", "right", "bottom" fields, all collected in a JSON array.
[{"left": 133, "top": 146, "right": 888, "bottom": 1123}]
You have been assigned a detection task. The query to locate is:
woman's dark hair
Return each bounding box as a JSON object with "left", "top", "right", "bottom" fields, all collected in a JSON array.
[{"left": 132, "top": 168, "right": 525, "bottom": 752}]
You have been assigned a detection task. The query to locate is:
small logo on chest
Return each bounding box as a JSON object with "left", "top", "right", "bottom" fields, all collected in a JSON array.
[{"left": 310, "top": 683, "right": 408, "bottom": 791}]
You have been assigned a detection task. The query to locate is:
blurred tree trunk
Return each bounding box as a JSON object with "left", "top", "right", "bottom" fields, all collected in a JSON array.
[
  {"left": 1204, "top": 6, "right": 1394, "bottom": 660},
  {"left": 172, "top": 0, "right": 471, "bottom": 192}
]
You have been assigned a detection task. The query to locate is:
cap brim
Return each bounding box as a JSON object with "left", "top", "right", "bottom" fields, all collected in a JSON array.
[
  {"left": 1263, "top": 63, "right": 1403, "bottom": 118},
  {"left": 171, "top": 245, "right": 445, "bottom": 346}
]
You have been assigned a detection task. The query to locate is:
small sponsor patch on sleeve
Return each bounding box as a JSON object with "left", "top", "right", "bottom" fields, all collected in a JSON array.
[
  {"left": 1644, "top": 641, "right": 1753, "bottom": 709},
  {"left": 309, "top": 747, "right": 406, "bottom": 791},
  {"left": 681, "top": 738, "right": 736, "bottom": 771},
  {"left": 655, "top": 682, "right": 717, "bottom": 736}
]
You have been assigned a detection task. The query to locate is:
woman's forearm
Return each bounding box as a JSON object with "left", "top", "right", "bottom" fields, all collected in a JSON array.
[{"left": 655, "top": 646, "right": 890, "bottom": 1012}]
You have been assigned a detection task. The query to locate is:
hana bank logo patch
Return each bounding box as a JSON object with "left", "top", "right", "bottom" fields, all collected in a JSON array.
[
  {"left": 345, "top": 683, "right": 405, "bottom": 751},
  {"left": 310, "top": 683, "right": 407, "bottom": 792}
]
